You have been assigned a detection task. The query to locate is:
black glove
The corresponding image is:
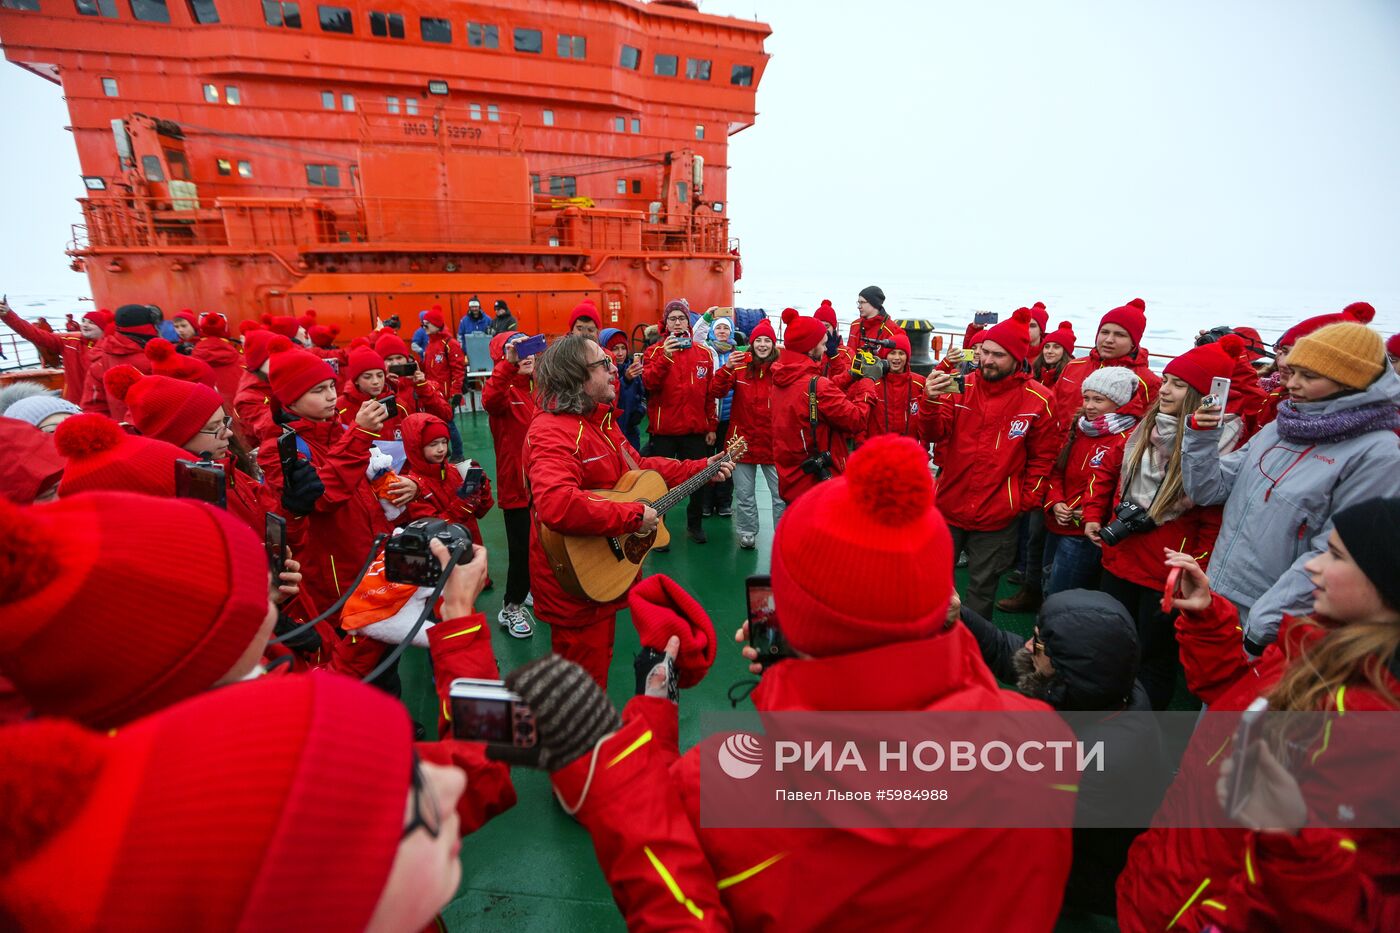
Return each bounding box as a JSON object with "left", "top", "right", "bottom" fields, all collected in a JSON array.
[
  {"left": 273, "top": 612, "right": 323, "bottom": 653},
  {"left": 280, "top": 457, "right": 325, "bottom": 516},
  {"left": 505, "top": 655, "right": 621, "bottom": 772}
]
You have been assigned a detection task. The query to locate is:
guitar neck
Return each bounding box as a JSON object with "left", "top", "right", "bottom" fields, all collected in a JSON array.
[{"left": 653, "top": 451, "right": 735, "bottom": 515}]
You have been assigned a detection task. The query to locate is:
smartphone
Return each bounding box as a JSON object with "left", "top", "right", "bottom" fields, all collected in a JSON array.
[
  {"left": 277, "top": 426, "right": 300, "bottom": 467},
  {"left": 458, "top": 463, "right": 484, "bottom": 499},
  {"left": 1205, "top": 376, "right": 1231, "bottom": 414},
  {"left": 514, "top": 333, "right": 548, "bottom": 360},
  {"left": 378, "top": 394, "right": 398, "bottom": 419},
  {"left": 632, "top": 351, "right": 643, "bottom": 366},
  {"left": 448, "top": 678, "right": 537, "bottom": 747},
  {"left": 973, "top": 311, "right": 999, "bottom": 327},
  {"left": 388, "top": 360, "right": 417, "bottom": 378},
  {"left": 265, "top": 512, "right": 287, "bottom": 579},
  {"left": 174, "top": 459, "right": 227, "bottom": 509},
  {"left": 746, "top": 574, "right": 794, "bottom": 667},
  {"left": 1161, "top": 566, "right": 1181, "bottom": 614},
  {"left": 1225, "top": 697, "right": 1271, "bottom": 820}
]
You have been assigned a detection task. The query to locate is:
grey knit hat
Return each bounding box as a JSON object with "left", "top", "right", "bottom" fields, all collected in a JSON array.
[
  {"left": 1080, "top": 366, "right": 1138, "bottom": 408},
  {"left": 3, "top": 394, "right": 82, "bottom": 428}
]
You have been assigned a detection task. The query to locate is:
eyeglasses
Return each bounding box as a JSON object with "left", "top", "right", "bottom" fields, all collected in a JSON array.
[
  {"left": 587, "top": 356, "right": 616, "bottom": 372},
  {"left": 197, "top": 415, "right": 234, "bottom": 436},
  {"left": 401, "top": 750, "right": 442, "bottom": 840},
  {"left": 856, "top": 299, "right": 869, "bottom": 306},
  {"left": 1031, "top": 627, "right": 1045, "bottom": 657}
]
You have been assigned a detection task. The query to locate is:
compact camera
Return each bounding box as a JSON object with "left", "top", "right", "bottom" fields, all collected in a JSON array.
[
  {"left": 448, "top": 678, "right": 537, "bottom": 748},
  {"left": 1099, "top": 501, "right": 1157, "bottom": 547},
  {"left": 670, "top": 337, "right": 692, "bottom": 350},
  {"left": 384, "top": 518, "right": 473, "bottom": 586}
]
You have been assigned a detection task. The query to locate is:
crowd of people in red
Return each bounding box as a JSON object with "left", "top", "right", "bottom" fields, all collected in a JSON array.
[{"left": 1, "top": 289, "right": 1399, "bottom": 931}]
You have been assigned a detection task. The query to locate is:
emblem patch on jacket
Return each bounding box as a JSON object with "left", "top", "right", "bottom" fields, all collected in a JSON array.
[
  {"left": 1090, "top": 446, "right": 1106, "bottom": 467},
  {"left": 696, "top": 366, "right": 708, "bottom": 378},
  {"left": 1008, "top": 418, "right": 1030, "bottom": 439}
]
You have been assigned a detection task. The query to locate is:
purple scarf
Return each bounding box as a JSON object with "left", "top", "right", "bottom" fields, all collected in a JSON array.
[{"left": 1275, "top": 398, "right": 1400, "bottom": 444}]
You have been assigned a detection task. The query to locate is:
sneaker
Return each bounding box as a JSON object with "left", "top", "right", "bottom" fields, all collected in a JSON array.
[
  {"left": 1007, "top": 569, "right": 1026, "bottom": 586},
  {"left": 717, "top": 505, "right": 732, "bottom": 518},
  {"left": 497, "top": 605, "right": 534, "bottom": 639},
  {"left": 524, "top": 592, "right": 534, "bottom": 608},
  {"left": 738, "top": 533, "right": 756, "bottom": 550},
  {"left": 687, "top": 526, "right": 708, "bottom": 544},
  {"left": 701, "top": 507, "right": 714, "bottom": 518}
]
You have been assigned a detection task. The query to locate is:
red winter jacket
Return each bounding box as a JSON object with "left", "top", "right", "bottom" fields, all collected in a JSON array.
[
  {"left": 524, "top": 406, "right": 705, "bottom": 628},
  {"left": 400, "top": 412, "right": 494, "bottom": 543},
  {"left": 85, "top": 331, "right": 153, "bottom": 420},
  {"left": 708, "top": 353, "right": 775, "bottom": 464},
  {"left": 337, "top": 374, "right": 451, "bottom": 441},
  {"left": 1, "top": 308, "right": 94, "bottom": 403},
  {"left": 553, "top": 628, "right": 1073, "bottom": 931},
  {"left": 481, "top": 358, "right": 536, "bottom": 509},
  {"left": 845, "top": 313, "right": 906, "bottom": 354},
  {"left": 233, "top": 370, "right": 280, "bottom": 447},
  {"left": 642, "top": 341, "right": 718, "bottom": 436},
  {"left": 1116, "top": 595, "right": 1400, "bottom": 932},
  {"left": 1043, "top": 423, "right": 1132, "bottom": 537},
  {"left": 916, "top": 371, "right": 1059, "bottom": 532},
  {"left": 769, "top": 349, "right": 877, "bottom": 504},
  {"left": 422, "top": 332, "right": 466, "bottom": 400},
  {"left": 863, "top": 369, "right": 925, "bottom": 442},
  {"left": 1052, "top": 347, "right": 1161, "bottom": 436},
  {"left": 192, "top": 336, "right": 244, "bottom": 413}
]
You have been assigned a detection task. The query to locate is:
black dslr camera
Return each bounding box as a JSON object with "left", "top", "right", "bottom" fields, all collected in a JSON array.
[
  {"left": 1099, "top": 502, "right": 1157, "bottom": 547},
  {"left": 1194, "top": 325, "right": 1235, "bottom": 347},
  {"left": 800, "top": 449, "right": 834, "bottom": 482},
  {"left": 384, "top": 518, "right": 474, "bottom": 586}
]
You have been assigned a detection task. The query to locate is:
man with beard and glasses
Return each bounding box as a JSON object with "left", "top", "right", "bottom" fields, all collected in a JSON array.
[
  {"left": 918, "top": 308, "right": 1059, "bottom": 619},
  {"left": 951, "top": 587, "right": 1170, "bottom": 920}
]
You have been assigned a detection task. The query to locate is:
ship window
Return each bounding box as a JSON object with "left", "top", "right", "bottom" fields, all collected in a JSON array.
[
  {"left": 487, "top": 104, "right": 499, "bottom": 122},
  {"left": 548, "top": 175, "right": 576, "bottom": 197},
  {"left": 541, "top": 108, "right": 554, "bottom": 126},
  {"left": 619, "top": 45, "right": 641, "bottom": 71},
  {"left": 141, "top": 156, "right": 165, "bottom": 182},
  {"left": 612, "top": 116, "right": 624, "bottom": 133},
  {"left": 557, "top": 33, "right": 585, "bottom": 58},
  {"left": 467, "top": 22, "right": 497, "bottom": 48},
  {"left": 2, "top": 0, "right": 40, "bottom": 9},
  {"left": 263, "top": 0, "right": 301, "bottom": 28},
  {"left": 203, "top": 83, "right": 220, "bottom": 103},
  {"left": 341, "top": 93, "right": 354, "bottom": 111},
  {"left": 513, "top": 27, "right": 541, "bottom": 53},
  {"left": 225, "top": 85, "right": 240, "bottom": 104},
  {"left": 630, "top": 118, "right": 640, "bottom": 134},
  {"left": 631, "top": 179, "right": 641, "bottom": 194},
  {"left": 654, "top": 54, "right": 678, "bottom": 77},
  {"left": 419, "top": 16, "right": 450, "bottom": 43},
  {"left": 321, "top": 90, "right": 335, "bottom": 109},
  {"left": 129, "top": 0, "right": 170, "bottom": 22},
  {"left": 695, "top": 124, "right": 704, "bottom": 140},
  {"left": 469, "top": 103, "right": 481, "bottom": 120},
  {"left": 217, "top": 158, "right": 232, "bottom": 176},
  {"left": 405, "top": 97, "right": 418, "bottom": 114},
  {"left": 237, "top": 160, "right": 252, "bottom": 177},
  {"left": 77, "top": 0, "right": 120, "bottom": 16},
  {"left": 616, "top": 178, "right": 626, "bottom": 194},
  {"left": 165, "top": 148, "right": 191, "bottom": 180},
  {"left": 530, "top": 173, "right": 540, "bottom": 194},
  {"left": 676, "top": 181, "right": 688, "bottom": 203},
  {"left": 730, "top": 63, "right": 753, "bottom": 86},
  {"left": 318, "top": 5, "right": 351, "bottom": 33},
  {"left": 306, "top": 163, "right": 341, "bottom": 187},
  {"left": 386, "top": 95, "right": 399, "bottom": 113},
  {"left": 369, "top": 10, "right": 403, "bottom": 38},
  {"left": 101, "top": 76, "right": 119, "bottom": 96},
  {"left": 185, "top": 0, "right": 217, "bottom": 23},
  {"left": 685, "top": 58, "right": 711, "bottom": 81}
]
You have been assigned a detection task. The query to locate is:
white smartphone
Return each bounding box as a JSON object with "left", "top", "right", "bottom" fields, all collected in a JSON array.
[
  {"left": 1225, "top": 697, "right": 1270, "bottom": 820},
  {"left": 1203, "top": 375, "right": 1231, "bottom": 414}
]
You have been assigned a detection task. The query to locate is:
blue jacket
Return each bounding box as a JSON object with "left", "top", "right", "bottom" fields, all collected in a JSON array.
[
  {"left": 458, "top": 312, "right": 493, "bottom": 340},
  {"left": 601, "top": 327, "right": 646, "bottom": 449},
  {"left": 411, "top": 326, "right": 428, "bottom": 357}
]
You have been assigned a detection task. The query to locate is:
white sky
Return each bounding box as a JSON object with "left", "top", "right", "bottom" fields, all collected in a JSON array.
[{"left": 2, "top": 0, "right": 1398, "bottom": 301}]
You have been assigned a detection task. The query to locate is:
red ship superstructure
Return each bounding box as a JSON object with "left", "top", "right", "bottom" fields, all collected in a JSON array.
[{"left": 0, "top": 0, "right": 768, "bottom": 337}]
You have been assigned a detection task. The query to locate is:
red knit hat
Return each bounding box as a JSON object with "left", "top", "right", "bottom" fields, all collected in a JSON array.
[
  {"left": 173, "top": 308, "right": 198, "bottom": 328},
  {"left": 262, "top": 314, "right": 300, "bottom": 340},
  {"left": 346, "top": 345, "right": 388, "bottom": 385},
  {"left": 980, "top": 307, "right": 1034, "bottom": 363},
  {"left": 1164, "top": 334, "right": 1244, "bottom": 395},
  {"left": 1041, "top": 320, "right": 1077, "bottom": 355},
  {"left": 308, "top": 323, "right": 339, "bottom": 348},
  {"left": 1028, "top": 302, "right": 1049, "bottom": 336},
  {"left": 967, "top": 330, "right": 988, "bottom": 347},
  {"left": 0, "top": 673, "right": 411, "bottom": 930},
  {"left": 628, "top": 574, "right": 717, "bottom": 688},
  {"left": 374, "top": 332, "right": 413, "bottom": 360},
  {"left": 1387, "top": 332, "right": 1400, "bottom": 359},
  {"left": 1232, "top": 326, "right": 1267, "bottom": 362},
  {"left": 890, "top": 331, "right": 912, "bottom": 355},
  {"left": 145, "top": 337, "right": 216, "bottom": 386},
  {"left": 0, "top": 417, "right": 65, "bottom": 504},
  {"left": 1099, "top": 303, "right": 1147, "bottom": 348},
  {"left": 569, "top": 300, "right": 600, "bottom": 330},
  {"left": 81, "top": 309, "right": 110, "bottom": 329},
  {"left": 105, "top": 367, "right": 222, "bottom": 447},
  {"left": 773, "top": 435, "right": 954, "bottom": 657},
  {"left": 298, "top": 308, "right": 318, "bottom": 330},
  {"left": 0, "top": 491, "right": 269, "bottom": 727},
  {"left": 1277, "top": 301, "right": 1375, "bottom": 349},
  {"left": 268, "top": 343, "right": 336, "bottom": 406},
  {"left": 749, "top": 318, "right": 776, "bottom": 343},
  {"left": 242, "top": 329, "right": 280, "bottom": 372},
  {"left": 54, "top": 415, "right": 195, "bottom": 497},
  {"left": 780, "top": 307, "right": 826, "bottom": 354},
  {"left": 422, "top": 307, "right": 447, "bottom": 330},
  {"left": 812, "top": 299, "right": 839, "bottom": 330},
  {"left": 199, "top": 312, "right": 229, "bottom": 338}
]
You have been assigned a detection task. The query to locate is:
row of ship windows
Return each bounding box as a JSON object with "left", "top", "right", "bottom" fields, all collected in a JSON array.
[{"left": 2, "top": 0, "right": 757, "bottom": 87}]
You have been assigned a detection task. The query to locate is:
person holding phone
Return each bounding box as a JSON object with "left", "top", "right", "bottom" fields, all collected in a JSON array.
[
  {"left": 600, "top": 327, "right": 647, "bottom": 450},
  {"left": 338, "top": 343, "right": 451, "bottom": 440},
  {"left": 0, "top": 297, "right": 106, "bottom": 404},
  {"left": 482, "top": 332, "right": 540, "bottom": 634},
  {"left": 708, "top": 317, "right": 781, "bottom": 549},
  {"left": 1116, "top": 498, "right": 1400, "bottom": 933},
  {"left": 1182, "top": 320, "right": 1400, "bottom": 656}
]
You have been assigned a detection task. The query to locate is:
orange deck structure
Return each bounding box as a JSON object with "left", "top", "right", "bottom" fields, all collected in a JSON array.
[{"left": 0, "top": 0, "right": 769, "bottom": 340}]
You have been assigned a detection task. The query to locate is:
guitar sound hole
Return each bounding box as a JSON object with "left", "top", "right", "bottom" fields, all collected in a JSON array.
[{"left": 622, "top": 531, "right": 655, "bottom": 563}]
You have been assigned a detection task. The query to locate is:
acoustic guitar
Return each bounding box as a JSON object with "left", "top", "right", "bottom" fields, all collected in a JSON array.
[{"left": 540, "top": 436, "right": 748, "bottom": 602}]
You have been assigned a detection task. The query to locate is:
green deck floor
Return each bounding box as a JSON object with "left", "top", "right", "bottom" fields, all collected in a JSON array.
[{"left": 403, "top": 411, "right": 1120, "bottom": 932}]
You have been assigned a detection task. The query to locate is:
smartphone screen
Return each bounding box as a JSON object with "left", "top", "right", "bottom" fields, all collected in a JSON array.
[
  {"left": 265, "top": 512, "right": 287, "bottom": 578},
  {"left": 174, "top": 460, "right": 227, "bottom": 509},
  {"left": 746, "top": 573, "right": 792, "bottom": 666}
]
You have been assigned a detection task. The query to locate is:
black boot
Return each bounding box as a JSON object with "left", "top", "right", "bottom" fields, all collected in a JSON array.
[{"left": 996, "top": 586, "right": 1043, "bottom": 614}]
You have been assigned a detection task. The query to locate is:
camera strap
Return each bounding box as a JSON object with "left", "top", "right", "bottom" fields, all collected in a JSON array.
[
  {"left": 807, "top": 376, "right": 820, "bottom": 450},
  {"left": 269, "top": 533, "right": 390, "bottom": 645},
  {"left": 360, "top": 543, "right": 466, "bottom": 684}
]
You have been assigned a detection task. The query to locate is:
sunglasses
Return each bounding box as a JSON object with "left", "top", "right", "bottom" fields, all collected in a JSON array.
[{"left": 401, "top": 750, "right": 442, "bottom": 840}]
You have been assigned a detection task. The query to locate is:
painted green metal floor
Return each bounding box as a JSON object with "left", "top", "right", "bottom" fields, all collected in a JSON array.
[{"left": 402, "top": 412, "right": 1120, "bottom": 932}]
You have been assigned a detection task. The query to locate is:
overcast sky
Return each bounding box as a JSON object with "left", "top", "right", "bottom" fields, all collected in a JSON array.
[{"left": 2, "top": 0, "right": 1397, "bottom": 302}]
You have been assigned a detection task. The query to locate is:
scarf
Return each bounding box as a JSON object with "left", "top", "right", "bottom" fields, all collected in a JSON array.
[
  {"left": 1077, "top": 412, "right": 1137, "bottom": 437},
  {"left": 1121, "top": 412, "right": 1243, "bottom": 522},
  {"left": 1274, "top": 398, "right": 1400, "bottom": 444}
]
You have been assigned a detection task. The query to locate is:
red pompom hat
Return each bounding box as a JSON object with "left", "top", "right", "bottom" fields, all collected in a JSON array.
[
  {"left": 628, "top": 574, "right": 718, "bottom": 688},
  {"left": 1041, "top": 320, "right": 1077, "bottom": 355},
  {"left": 422, "top": 306, "right": 447, "bottom": 330},
  {"left": 307, "top": 323, "right": 339, "bottom": 348},
  {"left": 262, "top": 314, "right": 300, "bottom": 340},
  {"left": 374, "top": 332, "right": 413, "bottom": 360},
  {"left": 54, "top": 414, "right": 195, "bottom": 497},
  {"left": 268, "top": 343, "right": 336, "bottom": 406},
  {"left": 145, "top": 337, "right": 216, "bottom": 386},
  {"left": 772, "top": 435, "right": 954, "bottom": 657},
  {"left": 1027, "top": 302, "right": 1049, "bottom": 337},
  {"left": 749, "top": 318, "right": 776, "bottom": 343},
  {"left": 1277, "top": 301, "right": 1375, "bottom": 349},
  {"left": 242, "top": 329, "right": 280, "bottom": 372},
  {"left": 1387, "top": 332, "right": 1400, "bottom": 360},
  {"left": 569, "top": 299, "right": 601, "bottom": 330},
  {"left": 199, "top": 312, "right": 229, "bottom": 339},
  {"left": 779, "top": 307, "right": 826, "bottom": 354},
  {"left": 0, "top": 491, "right": 269, "bottom": 728},
  {"left": 173, "top": 308, "right": 198, "bottom": 328},
  {"left": 1164, "top": 334, "right": 1244, "bottom": 395},
  {"left": 980, "top": 307, "right": 1034, "bottom": 363},
  {"left": 1098, "top": 302, "right": 1147, "bottom": 348},
  {"left": 81, "top": 309, "right": 111, "bottom": 329},
  {"left": 104, "top": 367, "right": 223, "bottom": 448},
  {"left": 346, "top": 346, "right": 388, "bottom": 385},
  {"left": 0, "top": 673, "right": 411, "bottom": 930},
  {"left": 812, "top": 299, "right": 839, "bottom": 330},
  {"left": 298, "top": 308, "right": 318, "bottom": 330}
]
